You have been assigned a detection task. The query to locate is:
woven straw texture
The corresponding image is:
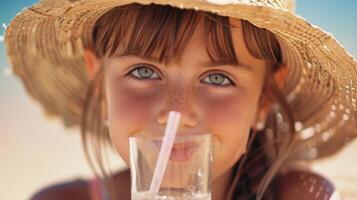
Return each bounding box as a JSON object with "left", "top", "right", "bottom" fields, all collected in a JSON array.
[{"left": 4, "top": 0, "right": 357, "bottom": 160}]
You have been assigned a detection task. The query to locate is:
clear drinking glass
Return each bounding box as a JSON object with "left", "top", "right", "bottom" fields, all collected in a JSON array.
[{"left": 129, "top": 134, "right": 212, "bottom": 200}]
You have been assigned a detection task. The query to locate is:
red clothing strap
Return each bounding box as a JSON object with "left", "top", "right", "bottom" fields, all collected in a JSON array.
[{"left": 88, "top": 177, "right": 103, "bottom": 200}]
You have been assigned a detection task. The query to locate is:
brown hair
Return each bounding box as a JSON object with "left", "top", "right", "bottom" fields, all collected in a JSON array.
[{"left": 81, "top": 3, "right": 296, "bottom": 200}]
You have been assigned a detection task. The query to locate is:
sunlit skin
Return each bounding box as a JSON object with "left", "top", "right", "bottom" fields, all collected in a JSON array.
[{"left": 85, "top": 18, "right": 273, "bottom": 200}]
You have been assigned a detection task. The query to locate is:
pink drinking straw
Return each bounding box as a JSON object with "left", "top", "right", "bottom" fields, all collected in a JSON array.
[{"left": 149, "top": 111, "right": 181, "bottom": 195}]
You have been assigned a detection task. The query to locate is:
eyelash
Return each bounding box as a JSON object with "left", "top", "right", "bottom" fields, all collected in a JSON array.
[{"left": 126, "top": 64, "right": 235, "bottom": 87}]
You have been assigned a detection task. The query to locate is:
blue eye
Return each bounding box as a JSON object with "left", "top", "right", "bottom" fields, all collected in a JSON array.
[
  {"left": 201, "top": 73, "right": 235, "bottom": 87},
  {"left": 128, "top": 65, "right": 160, "bottom": 80},
  {"left": 127, "top": 65, "right": 234, "bottom": 87}
]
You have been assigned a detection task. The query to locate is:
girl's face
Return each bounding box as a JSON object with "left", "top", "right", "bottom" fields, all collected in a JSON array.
[{"left": 102, "top": 18, "right": 268, "bottom": 182}]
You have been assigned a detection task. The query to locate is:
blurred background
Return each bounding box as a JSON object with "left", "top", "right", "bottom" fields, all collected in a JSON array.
[{"left": 0, "top": 0, "right": 356, "bottom": 200}]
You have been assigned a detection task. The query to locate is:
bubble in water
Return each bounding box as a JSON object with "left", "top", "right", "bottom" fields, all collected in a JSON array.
[
  {"left": 187, "top": 185, "right": 196, "bottom": 192},
  {"left": 132, "top": 191, "right": 211, "bottom": 200},
  {"left": 197, "top": 169, "right": 203, "bottom": 177}
]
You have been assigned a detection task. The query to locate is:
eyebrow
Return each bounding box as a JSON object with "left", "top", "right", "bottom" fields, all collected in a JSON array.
[{"left": 113, "top": 53, "right": 253, "bottom": 72}]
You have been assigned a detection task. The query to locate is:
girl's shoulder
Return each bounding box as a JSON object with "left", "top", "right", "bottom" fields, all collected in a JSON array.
[
  {"left": 274, "top": 167, "right": 340, "bottom": 200},
  {"left": 29, "top": 178, "right": 89, "bottom": 200},
  {"left": 29, "top": 169, "right": 131, "bottom": 200}
]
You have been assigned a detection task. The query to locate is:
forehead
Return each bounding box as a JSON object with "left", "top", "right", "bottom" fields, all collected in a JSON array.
[
  {"left": 181, "top": 17, "right": 265, "bottom": 75},
  {"left": 95, "top": 5, "right": 241, "bottom": 63},
  {"left": 111, "top": 20, "right": 254, "bottom": 71},
  {"left": 166, "top": 18, "right": 240, "bottom": 65},
  {"left": 125, "top": 17, "right": 242, "bottom": 58},
  {"left": 108, "top": 17, "right": 260, "bottom": 73}
]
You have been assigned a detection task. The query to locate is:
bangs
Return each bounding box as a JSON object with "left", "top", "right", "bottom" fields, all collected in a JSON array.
[{"left": 92, "top": 3, "right": 239, "bottom": 65}]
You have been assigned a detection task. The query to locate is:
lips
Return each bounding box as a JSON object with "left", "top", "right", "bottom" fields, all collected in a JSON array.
[{"left": 153, "top": 141, "right": 200, "bottom": 162}]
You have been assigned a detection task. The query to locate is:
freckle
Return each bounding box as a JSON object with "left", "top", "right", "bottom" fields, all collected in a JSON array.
[{"left": 168, "top": 85, "right": 185, "bottom": 106}]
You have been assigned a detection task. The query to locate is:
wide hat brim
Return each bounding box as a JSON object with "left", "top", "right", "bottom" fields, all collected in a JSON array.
[{"left": 4, "top": 0, "right": 357, "bottom": 160}]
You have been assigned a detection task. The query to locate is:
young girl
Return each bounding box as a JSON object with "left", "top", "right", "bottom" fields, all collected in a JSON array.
[{"left": 4, "top": 0, "right": 356, "bottom": 199}]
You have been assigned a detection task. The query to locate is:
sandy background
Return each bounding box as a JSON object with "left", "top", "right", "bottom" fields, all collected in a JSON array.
[{"left": 0, "top": 0, "right": 356, "bottom": 200}]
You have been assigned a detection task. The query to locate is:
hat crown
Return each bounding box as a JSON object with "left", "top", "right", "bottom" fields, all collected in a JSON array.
[
  {"left": 204, "top": 0, "right": 295, "bottom": 11},
  {"left": 29, "top": 0, "right": 296, "bottom": 17}
]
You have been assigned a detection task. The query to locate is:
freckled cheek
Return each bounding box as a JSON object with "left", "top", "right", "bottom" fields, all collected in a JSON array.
[
  {"left": 204, "top": 97, "right": 252, "bottom": 138},
  {"left": 202, "top": 95, "right": 255, "bottom": 180},
  {"left": 106, "top": 83, "right": 158, "bottom": 162}
]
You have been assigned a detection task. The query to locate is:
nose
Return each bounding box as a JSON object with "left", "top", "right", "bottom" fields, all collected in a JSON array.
[{"left": 156, "top": 85, "right": 199, "bottom": 129}]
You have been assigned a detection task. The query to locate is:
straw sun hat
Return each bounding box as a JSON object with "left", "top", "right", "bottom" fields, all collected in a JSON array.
[{"left": 4, "top": 0, "right": 357, "bottom": 160}]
